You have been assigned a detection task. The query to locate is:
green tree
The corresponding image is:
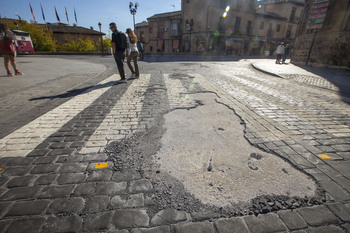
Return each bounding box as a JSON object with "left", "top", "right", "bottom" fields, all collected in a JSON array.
[
  {"left": 59, "top": 38, "right": 97, "bottom": 52},
  {"left": 1, "top": 19, "right": 57, "bottom": 52}
]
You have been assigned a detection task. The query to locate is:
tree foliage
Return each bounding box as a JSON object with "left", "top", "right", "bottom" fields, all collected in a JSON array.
[
  {"left": 1, "top": 19, "right": 57, "bottom": 52},
  {"left": 58, "top": 38, "right": 96, "bottom": 52}
]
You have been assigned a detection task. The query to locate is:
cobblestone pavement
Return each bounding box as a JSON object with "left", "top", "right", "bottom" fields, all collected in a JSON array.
[{"left": 0, "top": 59, "right": 350, "bottom": 233}]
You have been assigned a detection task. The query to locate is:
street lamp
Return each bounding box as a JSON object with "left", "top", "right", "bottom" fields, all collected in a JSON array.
[
  {"left": 98, "top": 22, "right": 104, "bottom": 52},
  {"left": 129, "top": 2, "right": 139, "bottom": 32}
]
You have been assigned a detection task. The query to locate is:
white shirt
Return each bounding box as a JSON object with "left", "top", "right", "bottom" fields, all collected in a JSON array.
[
  {"left": 276, "top": 45, "right": 285, "bottom": 54},
  {"left": 126, "top": 34, "right": 138, "bottom": 55}
]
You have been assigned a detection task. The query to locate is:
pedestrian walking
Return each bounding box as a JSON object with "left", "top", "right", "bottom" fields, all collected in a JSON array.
[
  {"left": 109, "top": 22, "right": 127, "bottom": 82},
  {"left": 0, "top": 24, "right": 23, "bottom": 77},
  {"left": 137, "top": 41, "right": 144, "bottom": 61},
  {"left": 275, "top": 42, "right": 285, "bottom": 64},
  {"left": 282, "top": 44, "right": 290, "bottom": 64},
  {"left": 125, "top": 28, "right": 140, "bottom": 79}
]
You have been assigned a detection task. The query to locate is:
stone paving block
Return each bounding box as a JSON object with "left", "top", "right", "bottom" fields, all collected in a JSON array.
[
  {"left": 0, "top": 202, "right": 12, "bottom": 218},
  {"left": 342, "top": 223, "right": 350, "bottom": 232},
  {"left": 0, "top": 186, "right": 42, "bottom": 201},
  {"left": 41, "top": 215, "right": 82, "bottom": 233},
  {"left": 0, "top": 177, "right": 8, "bottom": 187},
  {"left": 95, "top": 182, "right": 127, "bottom": 195},
  {"left": 34, "top": 174, "right": 57, "bottom": 185},
  {"left": 84, "top": 211, "right": 114, "bottom": 232},
  {"left": 173, "top": 221, "right": 215, "bottom": 233},
  {"left": 59, "top": 163, "right": 88, "bottom": 173},
  {"left": 111, "top": 194, "right": 144, "bottom": 208},
  {"left": 38, "top": 184, "right": 75, "bottom": 199},
  {"left": 6, "top": 175, "right": 36, "bottom": 188},
  {"left": 107, "top": 230, "right": 129, "bottom": 233},
  {"left": 73, "top": 182, "right": 96, "bottom": 196},
  {"left": 129, "top": 179, "right": 153, "bottom": 193},
  {"left": 319, "top": 180, "right": 350, "bottom": 201},
  {"left": 57, "top": 173, "right": 87, "bottom": 184},
  {"left": 81, "top": 153, "right": 109, "bottom": 162},
  {"left": 278, "top": 210, "right": 308, "bottom": 230},
  {"left": 151, "top": 208, "right": 187, "bottom": 225},
  {"left": 111, "top": 169, "right": 142, "bottom": 182},
  {"left": 215, "top": 217, "right": 249, "bottom": 233},
  {"left": 6, "top": 217, "right": 46, "bottom": 233},
  {"left": 112, "top": 209, "right": 149, "bottom": 228},
  {"left": 307, "top": 225, "right": 345, "bottom": 233},
  {"left": 243, "top": 213, "right": 287, "bottom": 233},
  {"left": 5, "top": 200, "right": 50, "bottom": 216},
  {"left": 83, "top": 195, "right": 110, "bottom": 212},
  {"left": 47, "top": 148, "right": 75, "bottom": 156},
  {"left": 2, "top": 166, "right": 32, "bottom": 176},
  {"left": 87, "top": 169, "right": 113, "bottom": 182},
  {"left": 27, "top": 149, "right": 50, "bottom": 157},
  {"left": 56, "top": 155, "right": 83, "bottom": 163},
  {"left": 47, "top": 197, "right": 84, "bottom": 214},
  {"left": 33, "top": 156, "right": 57, "bottom": 165},
  {"left": 30, "top": 164, "right": 60, "bottom": 174},
  {"left": 0, "top": 220, "right": 12, "bottom": 233},
  {"left": 327, "top": 202, "right": 350, "bottom": 222},
  {"left": 191, "top": 211, "right": 220, "bottom": 221},
  {"left": 6, "top": 157, "right": 34, "bottom": 166},
  {"left": 131, "top": 226, "right": 171, "bottom": 233},
  {"left": 297, "top": 206, "right": 340, "bottom": 227}
]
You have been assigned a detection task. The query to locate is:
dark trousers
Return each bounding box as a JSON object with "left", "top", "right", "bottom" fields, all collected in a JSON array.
[
  {"left": 114, "top": 51, "right": 125, "bottom": 80},
  {"left": 127, "top": 51, "right": 139, "bottom": 77}
]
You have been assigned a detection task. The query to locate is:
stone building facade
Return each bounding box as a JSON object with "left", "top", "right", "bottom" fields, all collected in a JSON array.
[
  {"left": 136, "top": 0, "right": 306, "bottom": 56},
  {"left": 292, "top": 0, "right": 350, "bottom": 67},
  {"left": 140, "top": 11, "right": 182, "bottom": 54}
]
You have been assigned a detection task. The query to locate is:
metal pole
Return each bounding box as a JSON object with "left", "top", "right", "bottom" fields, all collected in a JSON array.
[
  {"left": 133, "top": 14, "right": 135, "bottom": 32},
  {"left": 305, "top": 29, "right": 317, "bottom": 66}
]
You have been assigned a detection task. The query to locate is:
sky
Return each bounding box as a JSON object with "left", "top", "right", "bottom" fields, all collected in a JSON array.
[{"left": 0, "top": 0, "right": 181, "bottom": 36}]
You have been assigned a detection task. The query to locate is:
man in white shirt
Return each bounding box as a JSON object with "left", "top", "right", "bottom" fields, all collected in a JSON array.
[{"left": 275, "top": 42, "right": 285, "bottom": 64}]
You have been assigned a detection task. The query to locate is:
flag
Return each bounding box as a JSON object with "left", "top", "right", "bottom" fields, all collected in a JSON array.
[
  {"left": 55, "top": 6, "right": 60, "bottom": 22},
  {"left": 40, "top": 4, "right": 45, "bottom": 22},
  {"left": 65, "top": 7, "right": 69, "bottom": 24},
  {"left": 74, "top": 8, "right": 78, "bottom": 24},
  {"left": 30, "top": 3, "right": 35, "bottom": 21}
]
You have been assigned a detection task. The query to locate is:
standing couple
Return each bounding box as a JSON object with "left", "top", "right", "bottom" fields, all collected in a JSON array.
[{"left": 109, "top": 22, "right": 139, "bottom": 82}]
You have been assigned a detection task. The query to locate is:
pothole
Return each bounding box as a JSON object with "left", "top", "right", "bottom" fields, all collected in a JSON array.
[{"left": 156, "top": 93, "right": 320, "bottom": 207}]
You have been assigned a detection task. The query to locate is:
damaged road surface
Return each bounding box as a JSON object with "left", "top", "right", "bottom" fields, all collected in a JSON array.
[
  {"left": 157, "top": 93, "right": 317, "bottom": 207},
  {"left": 106, "top": 73, "right": 324, "bottom": 218}
]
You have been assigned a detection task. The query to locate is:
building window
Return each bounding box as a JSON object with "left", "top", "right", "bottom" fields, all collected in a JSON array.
[
  {"left": 186, "top": 0, "right": 190, "bottom": 3},
  {"left": 260, "top": 22, "right": 264, "bottom": 30},
  {"left": 290, "top": 7, "right": 296, "bottom": 22},
  {"left": 246, "top": 21, "right": 252, "bottom": 34},
  {"left": 268, "top": 23, "right": 273, "bottom": 37},
  {"left": 235, "top": 17, "right": 241, "bottom": 33},
  {"left": 276, "top": 24, "right": 281, "bottom": 32},
  {"left": 149, "top": 28, "right": 152, "bottom": 33},
  {"left": 171, "top": 20, "right": 179, "bottom": 36}
]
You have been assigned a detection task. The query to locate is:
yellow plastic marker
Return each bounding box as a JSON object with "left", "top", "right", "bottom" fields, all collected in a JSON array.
[
  {"left": 95, "top": 162, "right": 108, "bottom": 169},
  {"left": 0, "top": 168, "right": 2, "bottom": 171},
  {"left": 318, "top": 154, "right": 332, "bottom": 160}
]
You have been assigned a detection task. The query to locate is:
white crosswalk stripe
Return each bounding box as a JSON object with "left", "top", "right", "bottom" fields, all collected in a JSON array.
[{"left": 0, "top": 75, "right": 120, "bottom": 158}]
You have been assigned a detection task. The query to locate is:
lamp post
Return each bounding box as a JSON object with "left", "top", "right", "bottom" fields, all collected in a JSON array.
[
  {"left": 129, "top": 2, "right": 139, "bottom": 32},
  {"left": 98, "top": 22, "right": 104, "bottom": 52}
]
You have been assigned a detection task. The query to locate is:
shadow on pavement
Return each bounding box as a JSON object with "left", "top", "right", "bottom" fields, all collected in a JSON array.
[
  {"left": 29, "top": 80, "right": 120, "bottom": 101},
  {"left": 142, "top": 55, "right": 265, "bottom": 63},
  {"left": 295, "top": 64, "right": 350, "bottom": 103}
]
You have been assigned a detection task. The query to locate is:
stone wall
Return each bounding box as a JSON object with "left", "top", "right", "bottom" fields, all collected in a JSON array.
[{"left": 293, "top": 31, "right": 350, "bottom": 67}]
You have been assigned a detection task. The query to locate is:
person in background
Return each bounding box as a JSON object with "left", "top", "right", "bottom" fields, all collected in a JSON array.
[
  {"left": 275, "top": 42, "right": 285, "bottom": 64},
  {"left": 137, "top": 41, "right": 144, "bottom": 61},
  {"left": 0, "top": 24, "right": 23, "bottom": 77},
  {"left": 109, "top": 22, "right": 127, "bottom": 82},
  {"left": 125, "top": 28, "right": 140, "bottom": 78},
  {"left": 282, "top": 44, "right": 290, "bottom": 64}
]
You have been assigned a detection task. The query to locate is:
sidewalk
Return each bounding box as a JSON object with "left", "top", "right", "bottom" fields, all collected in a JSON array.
[{"left": 252, "top": 59, "right": 350, "bottom": 98}]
